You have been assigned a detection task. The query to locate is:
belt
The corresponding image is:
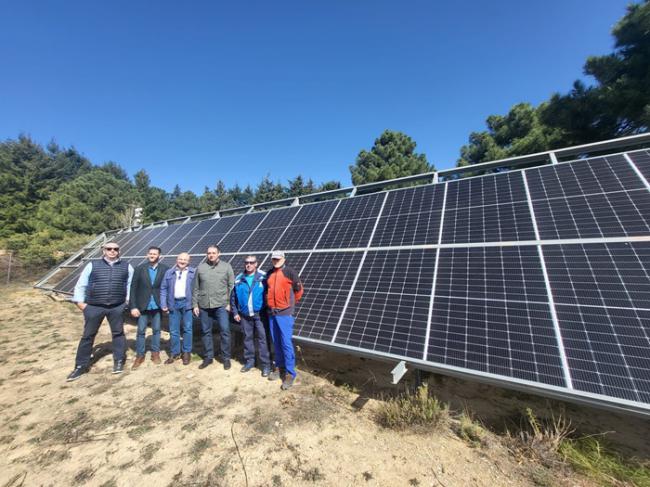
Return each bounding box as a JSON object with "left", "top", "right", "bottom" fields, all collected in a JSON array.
[{"left": 269, "top": 307, "right": 289, "bottom": 315}]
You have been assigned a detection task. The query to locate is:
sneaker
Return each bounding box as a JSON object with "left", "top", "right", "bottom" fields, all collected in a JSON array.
[
  {"left": 281, "top": 374, "right": 296, "bottom": 390},
  {"left": 223, "top": 360, "right": 232, "bottom": 370},
  {"left": 240, "top": 364, "right": 254, "bottom": 373},
  {"left": 198, "top": 359, "right": 213, "bottom": 370},
  {"left": 267, "top": 368, "right": 285, "bottom": 381},
  {"left": 261, "top": 367, "right": 271, "bottom": 377},
  {"left": 66, "top": 366, "right": 88, "bottom": 382},
  {"left": 112, "top": 360, "right": 124, "bottom": 374}
]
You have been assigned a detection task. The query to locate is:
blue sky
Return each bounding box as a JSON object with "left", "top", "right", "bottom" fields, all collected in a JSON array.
[{"left": 0, "top": 1, "right": 632, "bottom": 194}]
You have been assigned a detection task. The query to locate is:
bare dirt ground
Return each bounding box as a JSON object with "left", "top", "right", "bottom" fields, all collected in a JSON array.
[{"left": 0, "top": 285, "right": 648, "bottom": 487}]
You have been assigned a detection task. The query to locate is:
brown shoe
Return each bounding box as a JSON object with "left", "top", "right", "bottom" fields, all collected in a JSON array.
[
  {"left": 182, "top": 352, "right": 190, "bottom": 365},
  {"left": 132, "top": 356, "right": 145, "bottom": 370},
  {"left": 164, "top": 355, "right": 179, "bottom": 365},
  {"left": 151, "top": 352, "right": 162, "bottom": 365}
]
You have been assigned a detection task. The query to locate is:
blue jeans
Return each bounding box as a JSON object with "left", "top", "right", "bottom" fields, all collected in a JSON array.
[
  {"left": 241, "top": 314, "right": 270, "bottom": 368},
  {"left": 169, "top": 298, "right": 193, "bottom": 356},
  {"left": 199, "top": 307, "right": 230, "bottom": 361},
  {"left": 269, "top": 314, "right": 296, "bottom": 377},
  {"left": 136, "top": 309, "right": 162, "bottom": 356}
]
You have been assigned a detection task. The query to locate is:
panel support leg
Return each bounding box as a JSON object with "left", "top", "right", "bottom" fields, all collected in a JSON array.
[{"left": 391, "top": 360, "right": 407, "bottom": 384}]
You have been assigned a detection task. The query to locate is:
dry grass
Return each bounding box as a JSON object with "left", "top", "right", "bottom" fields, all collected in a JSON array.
[
  {"left": 455, "top": 410, "right": 486, "bottom": 447},
  {"left": 560, "top": 436, "right": 650, "bottom": 487},
  {"left": 375, "top": 384, "right": 448, "bottom": 432},
  {"left": 505, "top": 408, "right": 573, "bottom": 466}
]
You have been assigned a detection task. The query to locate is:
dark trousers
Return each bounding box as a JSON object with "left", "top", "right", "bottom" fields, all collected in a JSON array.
[
  {"left": 75, "top": 304, "right": 126, "bottom": 368},
  {"left": 241, "top": 314, "right": 270, "bottom": 368},
  {"left": 199, "top": 307, "right": 230, "bottom": 361}
]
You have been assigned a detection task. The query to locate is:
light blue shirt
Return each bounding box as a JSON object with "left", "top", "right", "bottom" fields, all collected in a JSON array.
[{"left": 73, "top": 259, "right": 135, "bottom": 303}]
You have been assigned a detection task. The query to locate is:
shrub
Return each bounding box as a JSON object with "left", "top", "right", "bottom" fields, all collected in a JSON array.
[{"left": 375, "top": 384, "right": 448, "bottom": 431}]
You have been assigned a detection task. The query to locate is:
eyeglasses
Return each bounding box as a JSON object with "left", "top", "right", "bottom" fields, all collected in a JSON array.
[
  {"left": 105, "top": 247, "right": 119, "bottom": 251},
  {"left": 244, "top": 261, "right": 257, "bottom": 265}
]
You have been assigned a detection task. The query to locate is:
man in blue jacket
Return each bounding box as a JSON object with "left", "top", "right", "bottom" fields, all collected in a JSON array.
[
  {"left": 160, "top": 252, "right": 196, "bottom": 365},
  {"left": 230, "top": 255, "right": 271, "bottom": 376}
]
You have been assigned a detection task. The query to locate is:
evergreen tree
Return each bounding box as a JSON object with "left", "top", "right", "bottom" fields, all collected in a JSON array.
[
  {"left": 350, "top": 130, "right": 433, "bottom": 185},
  {"left": 254, "top": 175, "right": 286, "bottom": 203},
  {"left": 35, "top": 169, "right": 137, "bottom": 234},
  {"left": 542, "top": 1, "right": 650, "bottom": 140}
]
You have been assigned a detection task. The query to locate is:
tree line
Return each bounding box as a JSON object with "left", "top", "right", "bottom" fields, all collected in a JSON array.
[
  {"left": 1, "top": 1, "right": 647, "bottom": 268},
  {"left": 0, "top": 129, "right": 429, "bottom": 267}
]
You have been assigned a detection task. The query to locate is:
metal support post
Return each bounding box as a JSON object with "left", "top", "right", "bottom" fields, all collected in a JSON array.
[
  {"left": 6, "top": 251, "right": 12, "bottom": 285},
  {"left": 391, "top": 360, "right": 408, "bottom": 384}
]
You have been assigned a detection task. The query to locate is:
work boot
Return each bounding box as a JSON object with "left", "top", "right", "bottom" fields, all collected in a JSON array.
[
  {"left": 182, "top": 352, "right": 191, "bottom": 365},
  {"left": 151, "top": 352, "right": 162, "bottom": 365},
  {"left": 132, "top": 356, "right": 145, "bottom": 370}
]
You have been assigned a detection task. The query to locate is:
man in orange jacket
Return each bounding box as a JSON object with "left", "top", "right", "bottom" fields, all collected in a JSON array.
[{"left": 266, "top": 250, "right": 303, "bottom": 390}]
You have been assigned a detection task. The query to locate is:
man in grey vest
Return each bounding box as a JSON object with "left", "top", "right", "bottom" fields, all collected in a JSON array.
[{"left": 67, "top": 241, "right": 134, "bottom": 381}]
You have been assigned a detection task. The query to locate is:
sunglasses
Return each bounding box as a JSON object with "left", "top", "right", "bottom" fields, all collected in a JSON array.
[
  {"left": 244, "top": 261, "right": 257, "bottom": 265},
  {"left": 105, "top": 247, "right": 120, "bottom": 251}
]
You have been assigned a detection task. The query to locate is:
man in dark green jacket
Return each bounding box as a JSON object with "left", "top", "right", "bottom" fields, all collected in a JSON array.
[{"left": 192, "top": 245, "right": 235, "bottom": 370}]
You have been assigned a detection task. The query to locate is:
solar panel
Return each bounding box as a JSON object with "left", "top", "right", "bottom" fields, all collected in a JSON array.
[
  {"left": 188, "top": 215, "right": 242, "bottom": 254},
  {"left": 217, "top": 213, "right": 267, "bottom": 252},
  {"left": 334, "top": 248, "right": 436, "bottom": 359},
  {"left": 371, "top": 184, "right": 445, "bottom": 247},
  {"left": 165, "top": 220, "right": 214, "bottom": 254},
  {"left": 41, "top": 145, "right": 650, "bottom": 414},
  {"left": 316, "top": 193, "right": 386, "bottom": 249},
  {"left": 240, "top": 207, "right": 300, "bottom": 252},
  {"left": 295, "top": 251, "right": 364, "bottom": 341},
  {"left": 427, "top": 246, "right": 566, "bottom": 386},
  {"left": 127, "top": 226, "right": 170, "bottom": 256},
  {"left": 526, "top": 156, "right": 650, "bottom": 239},
  {"left": 276, "top": 200, "right": 340, "bottom": 250}
]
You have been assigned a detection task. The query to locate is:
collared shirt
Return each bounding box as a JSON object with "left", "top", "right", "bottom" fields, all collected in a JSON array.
[
  {"left": 174, "top": 267, "right": 189, "bottom": 299},
  {"left": 146, "top": 265, "right": 159, "bottom": 310},
  {"left": 72, "top": 258, "right": 135, "bottom": 303}
]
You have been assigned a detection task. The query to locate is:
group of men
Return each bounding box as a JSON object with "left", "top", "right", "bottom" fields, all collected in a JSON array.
[{"left": 67, "top": 241, "right": 304, "bottom": 391}]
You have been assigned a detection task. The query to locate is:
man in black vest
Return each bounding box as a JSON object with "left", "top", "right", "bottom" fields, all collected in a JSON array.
[
  {"left": 67, "top": 241, "right": 134, "bottom": 381},
  {"left": 129, "top": 246, "right": 169, "bottom": 369}
]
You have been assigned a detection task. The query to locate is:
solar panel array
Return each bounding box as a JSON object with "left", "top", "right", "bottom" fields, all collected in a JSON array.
[{"left": 48, "top": 148, "right": 650, "bottom": 413}]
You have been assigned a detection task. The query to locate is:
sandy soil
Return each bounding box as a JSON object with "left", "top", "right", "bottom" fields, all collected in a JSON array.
[{"left": 0, "top": 286, "right": 646, "bottom": 487}]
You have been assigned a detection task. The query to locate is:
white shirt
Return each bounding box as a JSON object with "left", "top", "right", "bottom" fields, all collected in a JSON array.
[{"left": 174, "top": 268, "right": 189, "bottom": 299}]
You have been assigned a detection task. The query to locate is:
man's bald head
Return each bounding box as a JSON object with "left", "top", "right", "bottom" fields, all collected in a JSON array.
[{"left": 176, "top": 253, "right": 190, "bottom": 269}]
